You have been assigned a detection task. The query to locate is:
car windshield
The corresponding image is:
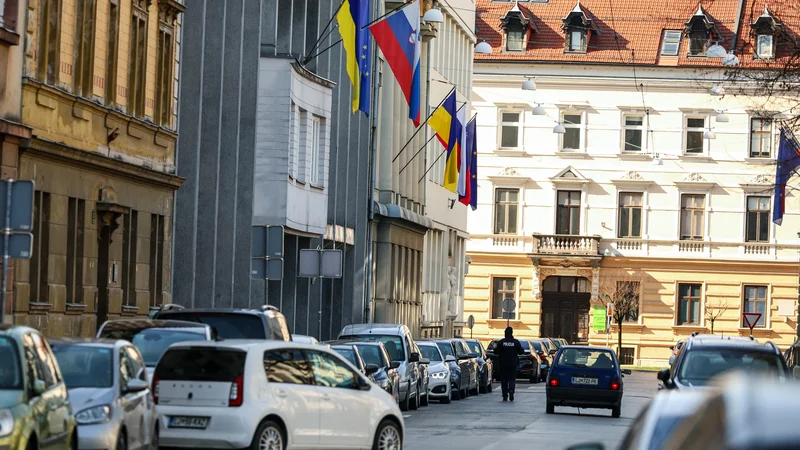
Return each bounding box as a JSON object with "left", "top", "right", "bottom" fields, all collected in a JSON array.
[
  {"left": 419, "top": 345, "right": 442, "bottom": 362},
  {"left": 530, "top": 341, "right": 543, "bottom": 352},
  {"left": 0, "top": 337, "right": 22, "bottom": 390},
  {"left": 354, "top": 344, "right": 384, "bottom": 367},
  {"left": 557, "top": 348, "right": 616, "bottom": 369},
  {"left": 519, "top": 340, "right": 530, "bottom": 352},
  {"left": 551, "top": 340, "right": 563, "bottom": 349},
  {"left": 436, "top": 342, "right": 455, "bottom": 358},
  {"left": 51, "top": 344, "right": 113, "bottom": 388},
  {"left": 466, "top": 341, "right": 483, "bottom": 355},
  {"left": 159, "top": 313, "right": 265, "bottom": 339},
  {"left": 677, "top": 349, "right": 786, "bottom": 385},
  {"left": 334, "top": 348, "right": 359, "bottom": 368},
  {"left": 648, "top": 415, "right": 690, "bottom": 450},
  {"left": 341, "top": 335, "right": 404, "bottom": 362},
  {"left": 128, "top": 329, "right": 208, "bottom": 367}
]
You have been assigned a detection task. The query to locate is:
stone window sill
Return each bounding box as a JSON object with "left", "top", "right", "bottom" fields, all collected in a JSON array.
[
  {"left": 29, "top": 302, "right": 52, "bottom": 314},
  {"left": 744, "top": 157, "right": 773, "bottom": 165},
  {"left": 494, "top": 149, "right": 526, "bottom": 157},
  {"left": 678, "top": 154, "right": 711, "bottom": 162},
  {"left": 121, "top": 305, "right": 139, "bottom": 316},
  {"left": 65, "top": 303, "right": 87, "bottom": 315},
  {"left": 617, "top": 152, "right": 651, "bottom": 160},
  {"left": 555, "top": 151, "right": 587, "bottom": 159},
  {"left": 671, "top": 325, "right": 706, "bottom": 332},
  {"left": 487, "top": 319, "right": 521, "bottom": 325},
  {"left": 0, "top": 28, "right": 20, "bottom": 47}
]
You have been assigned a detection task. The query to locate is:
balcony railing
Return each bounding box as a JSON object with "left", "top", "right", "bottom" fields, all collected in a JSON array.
[{"left": 531, "top": 234, "right": 601, "bottom": 256}]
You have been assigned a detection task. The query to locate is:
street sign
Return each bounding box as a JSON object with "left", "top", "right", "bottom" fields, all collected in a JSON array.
[
  {"left": 467, "top": 315, "right": 475, "bottom": 329},
  {"left": 502, "top": 298, "right": 516, "bottom": 313},
  {"left": 251, "top": 258, "right": 283, "bottom": 280},
  {"left": 743, "top": 312, "right": 762, "bottom": 331},
  {"left": 0, "top": 233, "right": 32, "bottom": 259},
  {"left": 250, "top": 226, "right": 285, "bottom": 280},
  {"left": 0, "top": 180, "right": 34, "bottom": 231},
  {"left": 591, "top": 306, "right": 607, "bottom": 332},
  {"left": 298, "top": 249, "right": 343, "bottom": 279},
  {"left": 607, "top": 302, "right": 614, "bottom": 317}
]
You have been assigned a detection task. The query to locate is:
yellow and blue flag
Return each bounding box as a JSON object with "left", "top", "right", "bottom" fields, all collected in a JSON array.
[
  {"left": 337, "top": 0, "right": 371, "bottom": 114},
  {"left": 428, "top": 91, "right": 461, "bottom": 193}
]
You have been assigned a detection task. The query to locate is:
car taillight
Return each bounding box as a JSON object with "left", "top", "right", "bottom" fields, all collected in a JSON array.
[
  {"left": 152, "top": 374, "right": 160, "bottom": 405},
  {"left": 549, "top": 376, "right": 560, "bottom": 387},
  {"left": 229, "top": 375, "right": 244, "bottom": 407},
  {"left": 610, "top": 379, "right": 620, "bottom": 390}
]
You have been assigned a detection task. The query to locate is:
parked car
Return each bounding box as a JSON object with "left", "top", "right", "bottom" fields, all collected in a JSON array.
[
  {"left": 553, "top": 338, "right": 568, "bottom": 348},
  {"left": 291, "top": 334, "right": 319, "bottom": 345},
  {"left": 0, "top": 325, "right": 77, "bottom": 450},
  {"left": 96, "top": 318, "right": 216, "bottom": 380},
  {"left": 147, "top": 303, "right": 185, "bottom": 319},
  {"left": 464, "top": 338, "right": 494, "bottom": 393},
  {"left": 50, "top": 338, "right": 158, "bottom": 450},
  {"left": 324, "top": 341, "right": 375, "bottom": 379},
  {"left": 350, "top": 341, "right": 401, "bottom": 402},
  {"left": 417, "top": 341, "right": 452, "bottom": 403},
  {"left": 338, "top": 323, "right": 427, "bottom": 411},
  {"left": 154, "top": 340, "right": 404, "bottom": 449},
  {"left": 153, "top": 305, "right": 291, "bottom": 341},
  {"left": 529, "top": 338, "right": 554, "bottom": 381},
  {"left": 546, "top": 345, "right": 631, "bottom": 417},
  {"left": 451, "top": 338, "right": 480, "bottom": 395},
  {"left": 430, "top": 339, "right": 472, "bottom": 400},
  {"left": 657, "top": 334, "right": 788, "bottom": 390},
  {"left": 487, "top": 338, "right": 543, "bottom": 383},
  {"left": 668, "top": 339, "right": 686, "bottom": 366}
]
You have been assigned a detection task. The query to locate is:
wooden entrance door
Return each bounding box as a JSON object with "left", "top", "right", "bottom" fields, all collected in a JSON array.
[{"left": 542, "top": 293, "right": 590, "bottom": 344}]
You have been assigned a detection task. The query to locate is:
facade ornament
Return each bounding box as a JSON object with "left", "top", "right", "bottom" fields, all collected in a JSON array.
[
  {"left": 683, "top": 172, "right": 707, "bottom": 182},
  {"left": 498, "top": 167, "right": 520, "bottom": 176},
  {"left": 752, "top": 173, "right": 772, "bottom": 184},
  {"left": 577, "top": 269, "right": 593, "bottom": 278},
  {"left": 540, "top": 268, "right": 556, "bottom": 278},
  {"left": 158, "top": 0, "right": 186, "bottom": 25},
  {"left": 559, "top": 260, "right": 575, "bottom": 268},
  {"left": 621, "top": 170, "right": 643, "bottom": 180}
]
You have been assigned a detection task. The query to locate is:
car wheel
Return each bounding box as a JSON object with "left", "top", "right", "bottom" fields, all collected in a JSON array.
[
  {"left": 149, "top": 425, "right": 159, "bottom": 450},
  {"left": 420, "top": 384, "right": 429, "bottom": 407},
  {"left": 410, "top": 384, "right": 419, "bottom": 410},
  {"left": 487, "top": 374, "right": 493, "bottom": 393},
  {"left": 116, "top": 430, "right": 127, "bottom": 450},
  {"left": 546, "top": 402, "right": 555, "bottom": 414},
  {"left": 612, "top": 404, "right": 621, "bottom": 418},
  {"left": 400, "top": 382, "right": 410, "bottom": 411},
  {"left": 441, "top": 389, "right": 452, "bottom": 404},
  {"left": 372, "top": 419, "right": 402, "bottom": 450},
  {"left": 479, "top": 371, "right": 488, "bottom": 393},
  {"left": 251, "top": 419, "right": 286, "bottom": 450}
]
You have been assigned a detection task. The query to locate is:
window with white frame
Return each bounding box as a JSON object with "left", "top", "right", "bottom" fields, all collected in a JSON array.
[
  {"left": 680, "top": 194, "right": 705, "bottom": 240},
  {"left": 561, "top": 113, "right": 583, "bottom": 151},
  {"left": 618, "top": 192, "right": 643, "bottom": 238},
  {"left": 556, "top": 190, "right": 581, "bottom": 235},
  {"left": 750, "top": 118, "right": 773, "bottom": 158},
  {"left": 623, "top": 115, "right": 644, "bottom": 151},
  {"left": 746, "top": 196, "right": 770, "bottom": 243},
  {"left": 743, "top": 285, "right": 767, "bottom": 328},
  {"left": 566, "top": 30, "right": 587, "bottom": 53},
  {"left": 677, "top": 283, "right": 701, "bottom": 325},
  {"left": 756, "top": 34, "right": 774, "bottom": 59},
  {"left": 661, "top": 30, "right": 682, "bottom": 55},
  {"left": 684, "top": 116, "right": 706, "bottom": 154},
  {"left": 309, "top": 116, "right": 321, "bottom": 185},
  {"left": 494, "top": 188, "right": 519, "bottom": 234},
  {"left": 492, "top": 277, "right": 516, "bottom": 319},
  {"left": 500, "top": 111, "right": 521, "bottom": 149}
]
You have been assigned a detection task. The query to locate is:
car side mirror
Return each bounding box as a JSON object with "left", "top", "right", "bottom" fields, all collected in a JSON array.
[
  {"left": 126, "top": 378, "right": 149, "bottom": 393},
  {"left": 657, "top": 368, "right": 670, "bottom": 383},
  {"left": 32, "top": 379, "right": 46, "bottom": 396},
  {"left": 409, "top": 352, "right": 420, "bottom": 363},
  {"left": 420, "top": 358, "right": 430, "bottom": 365},
  {"left": 365, "top": 364, "right": 380, "bottom": 375},
  {"left": 566, "top": 443, "right": 605, "bottom": 450},
  {"left": 549, "top": 349, "right": 557, "bottom": 355},
  {"left": 390, "top": 361, "right": 400, "bottom": 369},
  {"left": 622, "top": 369, "right": 632, "bottom": 375},
  {"left": 445, "top": 355, "right": 456, "bottom": 363}
]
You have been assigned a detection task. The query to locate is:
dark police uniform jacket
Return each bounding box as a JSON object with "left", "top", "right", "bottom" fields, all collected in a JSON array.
[{"left": 496, "top": 337, "right": 524, "bottom": 381}]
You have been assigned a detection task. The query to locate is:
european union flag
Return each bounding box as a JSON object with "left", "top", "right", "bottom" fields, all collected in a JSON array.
[
  {"left": 773, "top": 130, "right": 800, "bottom": 225},
  {"left": 354, "top": 0, "right": 371, "bottom": 116}
]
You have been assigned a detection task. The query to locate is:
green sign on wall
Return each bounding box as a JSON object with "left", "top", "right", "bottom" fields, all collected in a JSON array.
[{"left": 591, "top": 306, "right": 607, "bottom": 332}]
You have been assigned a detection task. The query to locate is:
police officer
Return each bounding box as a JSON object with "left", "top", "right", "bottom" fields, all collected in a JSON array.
[{"left": 497, "top": 326, "right": 524, "bottom": 402}]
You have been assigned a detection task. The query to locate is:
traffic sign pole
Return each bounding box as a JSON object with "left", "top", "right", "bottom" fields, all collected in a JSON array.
[{"left": 0, "top": 180, "right": 12, "bottom": 324}]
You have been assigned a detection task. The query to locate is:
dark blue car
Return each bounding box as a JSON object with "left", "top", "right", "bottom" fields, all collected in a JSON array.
[{"left": 546, "top": 346, "right": 631, "bottom": 418}]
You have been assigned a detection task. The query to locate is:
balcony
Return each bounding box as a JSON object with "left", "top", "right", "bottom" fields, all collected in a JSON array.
[{"left": 531, "top": 234, "right": 601, "bottom": 256}]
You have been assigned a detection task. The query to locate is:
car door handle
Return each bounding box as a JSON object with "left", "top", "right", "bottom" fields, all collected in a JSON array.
[
  {"left": 322, "top": 393, "right": 331, "bottom": 401},
  {"left": 276, "top": 390, "right": 287, "bottom": 398}
]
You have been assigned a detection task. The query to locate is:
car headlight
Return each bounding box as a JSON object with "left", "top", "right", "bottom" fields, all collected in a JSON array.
[
  {"left": 75, "top": 405, "right": 111, "bottom": 425},
  {"left": 0, "top": 409, "right": 14, "bottom": 438},
  {"left": 431, "top": 371, "right": 448, "bottom": 379}
]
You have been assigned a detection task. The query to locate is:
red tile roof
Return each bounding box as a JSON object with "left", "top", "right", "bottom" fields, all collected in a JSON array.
[{"left": 474, "top": 0, "right": 800, "bottom": 68}]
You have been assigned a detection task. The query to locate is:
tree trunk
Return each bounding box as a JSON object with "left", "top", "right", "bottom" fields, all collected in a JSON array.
[
  {"left": 710, "top": 319, "right": 715, "bottom": 334},
  {"left": 617, "top": 318, "right": 623, "bottom": 360}
]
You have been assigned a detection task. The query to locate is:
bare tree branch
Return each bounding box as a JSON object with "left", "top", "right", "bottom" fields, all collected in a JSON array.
[
  {"left": 705, "top": 300, "right": 731, "bottom": 334},
  {"left": 600, "top": 269, "right": 646, "bottom": 358}
]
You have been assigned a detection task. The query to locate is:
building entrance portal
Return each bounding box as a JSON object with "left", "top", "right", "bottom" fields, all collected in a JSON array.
[{"left": 541, "top": 276, "right": 591, "bottom": 344}]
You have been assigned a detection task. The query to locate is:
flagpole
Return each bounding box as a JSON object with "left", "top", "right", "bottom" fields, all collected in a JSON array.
[
  {"left": 360, "top": 0, "right": 413, "bottom": 30},
  {"left": 304, "top": 39, "right": 343, "bottom": 63},
  {"left": 303, "top": 0, "right": 347, "bottom": 65},
  {"left": 392, "top": 86, "right": 456, "bottom": 163},
  {"left": 399, "top": 134, "right": 436, "bottom": 175},
  {"left": 419, "top": 148, "right": 447, "bottom": 183}
]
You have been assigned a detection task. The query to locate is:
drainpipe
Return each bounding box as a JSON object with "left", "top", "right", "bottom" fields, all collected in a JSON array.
[{"left": 363, "top": 0, "right": 381, "bottom": 324}]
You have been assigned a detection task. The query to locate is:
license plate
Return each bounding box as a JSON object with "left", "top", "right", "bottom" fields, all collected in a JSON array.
[
  {"left": 169, "top": 416, "right": 210, "bottom": 429},
  {"left": 571, "top": 377, "right": 598, "bottom": 385}
]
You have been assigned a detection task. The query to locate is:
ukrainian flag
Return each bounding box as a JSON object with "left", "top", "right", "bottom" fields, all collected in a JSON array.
[
  {"left": 428, "top": 91, "right": 461, "bottom": 193},
  {"left": 337, "top": 0, "right": 360, "bottom": 112}
]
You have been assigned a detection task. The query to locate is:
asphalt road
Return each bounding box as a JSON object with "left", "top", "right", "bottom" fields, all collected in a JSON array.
[{"left": 404, "top": 372, "right": 658, "bottom": 450}]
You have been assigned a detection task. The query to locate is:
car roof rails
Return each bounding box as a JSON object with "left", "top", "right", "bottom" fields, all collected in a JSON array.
[
  {"left": 161, "top": 303, "right": 185, "bottom": 311},
  {"left": 261, "top": 305, "right": 280, "bottom": 312}
]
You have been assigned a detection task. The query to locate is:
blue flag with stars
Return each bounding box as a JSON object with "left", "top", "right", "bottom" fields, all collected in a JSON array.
[{"left": 354, "top": 0, "right": 371, "bottom": 115}]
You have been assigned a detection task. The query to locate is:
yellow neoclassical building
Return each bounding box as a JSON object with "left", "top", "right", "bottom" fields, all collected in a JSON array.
[{"left": 12, "top": 0, "right": 184, "bottom": 336}]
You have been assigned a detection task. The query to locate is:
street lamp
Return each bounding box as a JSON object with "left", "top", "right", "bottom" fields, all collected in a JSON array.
[
  {"left": 423, "top": 7, "right": 444, "bottom": 23},
  {"left": 532, "top": 104, "right": 546, "bottom": 116},
  {"left": 704, "top": 129, "right": 716, "bottom": 139},
  {"left": 722, "top": 52, "right": 740, "bottom": 66},
  {"left": 715, "top": 111, "right": 729, "bottom": 122},
  {"left": 553, "top": 123, "right": 566, "bottom": 134},
  {"left": 475, "top": 41, "right": 492, "bottom": 54},
  {"left": 522, "top": 78, "right": 537, "bottom": 91},
  {"left": 707, "top": 42, "right": 727, "bottom": 58}
]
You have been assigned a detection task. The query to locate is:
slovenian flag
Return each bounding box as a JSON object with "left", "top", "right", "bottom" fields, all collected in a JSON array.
[
  {"left": 773, "top": 130, "right": 800, "bottom": 225},
  {"left": 369, "top": 0, "right": 421, "bottom": 126}
]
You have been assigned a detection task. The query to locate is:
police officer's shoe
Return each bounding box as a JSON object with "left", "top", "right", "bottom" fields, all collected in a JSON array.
[
  {"left": 502, "top": 396, "right": 508, "bottom": 401},
  {"left": 510, "top": 392, "right": 515, "bottom": 402}
]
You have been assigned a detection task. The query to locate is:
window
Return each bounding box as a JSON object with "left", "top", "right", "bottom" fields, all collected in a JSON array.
[
  {"left": 688, "top": 32, "right": 709, "bottom": 56},
  {"left": 684, "top": 117, "right": 706, "bottom": 154},
  {"left": 677, "top": 283, "right": 702, "bottom": 325},
  {"left": 307, "top": 351, "right": 358, "bottom": 389},
  {"left": 500, "top": 112, "right": 521, "bottom": 148},
  {"left": 556, "top": 190, "right": 581, "bottom": 235},
  {"left": 105, "top": 0, "right": 119, "bottom": 104},
  {"left": 491, "top": 277, "right": 516, "bottom": 319},
  {"left": 263, "top": 349, "right": 314, "bottom": 384},
  {"left": 125, "top": 346, "right": 147, "bottom": 381},
  {"left": 506, "top": 22, "right": 524, "bottom": 51},
  {"left": 680, "top": 194, "right": 705, "bottom": 240},
  {"left": 618, "top": 192, "right": 643, "bottom": 238},
  {"left": 30, "top": 191, "right": 50, "bottom": 303},
  {"left": 756, "top": 34, "right": 774, "bottom": 59},
  {"left": 128, "top": 0, "right": 148, "bottom": 117},
  {"left": 309, "top": 117, "right": 321, "bottom": 185},
  {"left": 750, "top": 118, "right": 773, "bottom": 158},
  {"left": 37, "top": 0, "right": 61, "bottom": 85},
  {"left": 122, "top": 211, "right": 138, "bottom": 307},
  {"left": 0, "top": 0, "right": 20, "bottom": 32},
  {"left": 661, "top": 30, "right": 682, "bottom": 55},
  {"left": 73, "top": 0, "right": 96, "bottom": 96},
  {"left": 542, "top": 276, "right": 591, "bottom": 293},
  {"left": 746, "top": 196, "right": 770, "bottom": 242},
  {"left": 494, "top": 188, "right": 518, "bottom": 234},
  {"left": 623, "top": 115, "right": 644, "bottom": 151},
  {"left": 155, "top": 25, "right": 175, "bottom": 126},
  {"left": 149, "top": 214, "right": 164, "bottom": 307},
  {"left": 743, "top": 286, "right": 767, "bottom": 328},
  {"left": 561, "top": 113, "right": 582, "bottom": 151},
  {"left": 66, "top": 198, "right": 85, "bottom": 304},
  {"left": 567, "top": 30, "right": 586, "bottom": 52},
  {"left": 118, "top": 349, "right": 134, "bottom": 391},
  {"left": 618, "top": 281, "right": 640, "bottom": 322}
]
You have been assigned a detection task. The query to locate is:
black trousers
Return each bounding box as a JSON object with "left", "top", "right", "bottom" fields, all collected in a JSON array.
[{"left": 501, "top": 378, "right": 516, "bottom": 397}]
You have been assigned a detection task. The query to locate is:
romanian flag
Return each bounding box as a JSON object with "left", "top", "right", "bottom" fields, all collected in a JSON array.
[
  {"left": 773, "top": 130, "right": 800, "bottom": 225},
  {"left": 336, "top": 0, "right": 360, "bottom": 112},
  {"left": 428, "top": 91, "right": 461, "bottom": 193},
  {"left": 456, "top": 106, "right": 468, "bottom": 196},
  {"left": 459, "top": 116, "right": 477, "bottom": 210}
]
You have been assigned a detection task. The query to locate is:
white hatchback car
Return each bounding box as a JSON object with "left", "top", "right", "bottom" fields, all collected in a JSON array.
[{"left": 153, "top": 340, "right": 404, "bottom": 450}]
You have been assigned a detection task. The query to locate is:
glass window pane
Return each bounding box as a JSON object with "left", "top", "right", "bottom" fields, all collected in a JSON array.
[
  {"left": 558, "top": 191, "right": 567, "bottom": 204},
  {"left": 557, "top": 207, "right": 570, "bottom": 234},
  {"left": 570, "top": 31, "right": 582, "bottom": 50},
  {"left": 751, "top": 119, "right": 763, "bottom": 131},
  {"left": 625, "top": 116, "right": 643, "bottom": 126},
  {"left": 494, "top": 207, "right": 505, "bottom": 233},
  {"left": 631, "top": 208, "right": 642, "bottom": 237},
  {"left": 691, "top": 285, "right": 701, "bottom": 297},
  {"left": 543, "top": 276, "right": 558, "bottom": 291},
  {"left": 502, "top": 113, "right": 519, "bottom": 123},
  {"left": 759, "top": 197, "right": 770, "bottom": 209},
  {"left": 625, "top": 129, "right": 643, "bottom": 151},
  {"left": 686, "top": 131, "right": 704, "bottom": 153},
  {"left": 501, "top": 126, "right": 518, "bottom": 148},
  {"left": 692, "top": 212, "right": 703, "bottom": 238},
  {"left": 505, "top": 279, "right": 515, "bottom": 290},
  {"left": 570, "top": 191, "right": 581, "bottom": 203},
  {"left": 507, "top": 205, "right": 518, "bottom": 234},
  {"left": 563, "top": 128, "right": 581, "bottom": 150},
  {"left": 562, "top": 277, "right": 576, "bottom": 293},
  {"left": 759, "top": 212, "right": 769, "bottom": 241},
  {"left": 680, "top": 211, "right": 691, "bottom": 237},
  {"left": 757, "top": 286, "right": 767, "bottom": 299},
  {"left": 690, "top": 300, "right": 699, "bottom": 323},
  {"left": 577, "top": 278, "right": 591, "bottom": 293},
  {"left": 507, "top": 31, "right": 523, "bottom": 51},
  {"left": 751, "top": 133, "right": 761, "bottom": 156},
  {"left": 761, "top": 134, "right": 771, "bottom": 156},
  {"left": 747, "top": 212, "right": 758, "bottom": 241},
  {"left": 508, "top": 190, "right": 519, "bottom": 202},
  {"left": 679, "top": 298, "right": 688, "bottom": 324},
  {"left": 564, "top": 114, "right": 581, "bottom": 125},
  {"left": 493, "top": 278, "right": 505, "bottom": 290},
  {"left": 747, "top": 197, "right": 758, "bottom": 209},
  {"left": 630, "top": 193, "right": 643, "bottom": 206},
  {"left": 687, "top": 118, "right": 705, "bottom": 128},
  {"left": 569, "top": 208, "right": 580, "bottom": 234},
  {"left": 620, "top": 193, "right": 632, "bottom": 205},
  {"left": 619, "top": 208, "right": 630, "bottom": 237}
]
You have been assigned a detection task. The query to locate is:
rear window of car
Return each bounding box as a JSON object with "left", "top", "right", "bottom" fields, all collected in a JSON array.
[
  {"left": 557, "top": 348, "right": 616, "bottom": 369},
  {"left": 334, "top": 347, "right": 359, "bottom": 367},
  {"left": 677, "top": 349, "right": 786, "bottom": 385},
  {"left": 466, "top": 340, "right": 483, "bottom": 356},
  {"left": 156, "top": 347, "right": 246, "bottom": 381},
  {"left": 340, "top": 335, "right": 404, "bottom": 362},
  {"left": 519, "top": 340, "right": 530, "bottom": 352},
  {"left": 530, "top": 341, "right": 543, "bottom": 352},
  {"left": 158, "top": 312, "right": 266, "bottom": 339},
  {"left": 419, "top": 345, "right": 442, "bottom": 362},
  {"left": 436, "top": 342, "right": 455, "bottom": 358},
  {"left": 0, "top": 337, "right": 22, "bottom": 390}
]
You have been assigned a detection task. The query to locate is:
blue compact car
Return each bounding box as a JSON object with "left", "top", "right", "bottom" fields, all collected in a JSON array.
[{"left": 545, "top": 346, "right": 631, "bottom": 418}]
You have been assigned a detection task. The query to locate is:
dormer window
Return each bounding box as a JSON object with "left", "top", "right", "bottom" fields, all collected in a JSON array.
[
  {"left": 507, "top": 23, "right": 525, "bottom": 51},
  {"left": 683, "top": 5, "right": 721, "bottom": 57},
  {"left": 750, "top": 6, "right": 782, "bottom": 60},
  {"left": 500, "top": 2, "right": 538, "bottom": 52},
  {"left": 561, "top": 1, "right": 599, "bottom": 54}
]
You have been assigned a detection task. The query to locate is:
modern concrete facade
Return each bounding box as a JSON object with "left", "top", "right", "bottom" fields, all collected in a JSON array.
[
  {"left": 13, "top": 0, "right": 185, "bottom": 336},
  {"left": 465, "top": 0, "right": 800, "bottom": 365}
]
